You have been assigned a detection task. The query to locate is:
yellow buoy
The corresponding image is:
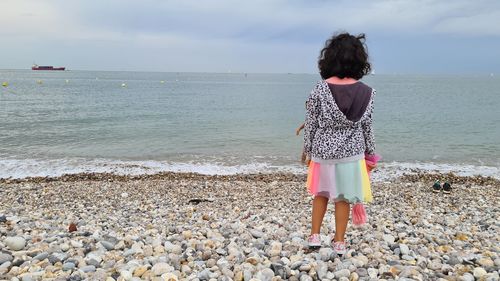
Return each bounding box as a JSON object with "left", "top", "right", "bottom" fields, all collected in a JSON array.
[
  {"left": 2, "top": 82, "right": 7, "bottom": 87},
  {"left": 160, "top": 80, "right": 165, "bottom": 84},
  {"left": 36, "top": 80, "right": 43, "bottom": 84}
]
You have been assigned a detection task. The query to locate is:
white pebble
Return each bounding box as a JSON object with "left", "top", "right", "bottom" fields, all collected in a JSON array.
[
  {"left": 473, "top": 267, "right": 487, "bottom": 278},
  {"left": 4, "top": 237, "right": 26, "bottom": 251}
]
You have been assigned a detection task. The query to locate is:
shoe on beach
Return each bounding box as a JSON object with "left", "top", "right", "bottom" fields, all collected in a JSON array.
[
  {"left": 332, "top": 241, "right": 347, "bottom": 256},
  {"left": 432, "top": 180, "right": 442, "bottom": 193},
  {"left": 308, "top": 234, "right": 321, "bottom": 249},
  {"left": 443, "top": 182, "right": 452, "bottom": 194}
]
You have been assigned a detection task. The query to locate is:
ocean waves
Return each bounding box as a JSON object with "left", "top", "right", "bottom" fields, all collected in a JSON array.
[{"left": 1, "top": 157, "right": 498, "bottom": 181}]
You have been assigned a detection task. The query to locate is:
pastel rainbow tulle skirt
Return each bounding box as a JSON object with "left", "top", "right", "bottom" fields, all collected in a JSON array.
[{"left": 306, "top": 158, "right": 373, "bottom": 203}]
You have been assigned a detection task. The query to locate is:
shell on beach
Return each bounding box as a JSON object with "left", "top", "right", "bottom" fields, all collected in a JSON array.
[{"left": 68, "top": 223, "right": 78, "bottom": 233}]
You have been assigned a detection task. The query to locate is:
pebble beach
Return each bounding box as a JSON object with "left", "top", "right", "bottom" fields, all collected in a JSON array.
[{"left": 0, "top": 172, "right": 499, "bottom": 281}]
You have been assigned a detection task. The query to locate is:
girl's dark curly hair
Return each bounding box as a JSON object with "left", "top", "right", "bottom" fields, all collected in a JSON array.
[{"left": 318, "top": 32, "right": 371, "bottom": 80}]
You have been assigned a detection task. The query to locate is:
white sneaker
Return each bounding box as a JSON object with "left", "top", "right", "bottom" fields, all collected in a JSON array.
[
  {"left": 308, "top": 234, "right": 321, "bottom": 249},
  {"left": 332, "top": 241, "right": 347, "bottom": 256}
]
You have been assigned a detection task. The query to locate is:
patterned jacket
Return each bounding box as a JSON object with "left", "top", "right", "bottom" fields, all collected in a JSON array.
[{"left": 303, "top": 80, "right": 376, "bottom": 160}]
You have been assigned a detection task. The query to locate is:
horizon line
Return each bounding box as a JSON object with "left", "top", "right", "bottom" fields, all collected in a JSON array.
[{"left": 0, "top": 68, "right": 497, "bottom": 76}]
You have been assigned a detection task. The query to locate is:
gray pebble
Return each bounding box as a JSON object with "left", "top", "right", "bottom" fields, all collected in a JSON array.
[
  {"left": 299, "top": 263, "right": 311, "bottom": 271},
  {"left": 79, "top": 265, "right": 96, "bottom": 273},
  {"left": 100, "top": 241, "right": 115, "bottom": 251},
  {"left": 21, "top": 275, "right": 34, "bottom": 281},
  {"left": 47, "top": 254, "right": 61, "bottom": 264},
  {"left": 383, "top": 234, "right": 396, "bottom": 244},
  {"left": 86, "top": 258, "right": 101, "bottom": 267},
  {"left": 0, "top": 253, "right": 13, "bottom": 265},
  {"left": 62, "top": 262, "right": 76, "bottom": 271},
  {"left": 67, "top": 275, "right": 82, "bottom": 281},
  {"left": 299, "top": 274, "right": 313, "bottom": 281},
  {"left": 271, "top": 263, "right": 286, "bottom": 279},
  {"left": 249, "top": 229, "right": 264, "bottom": 238},
  {"left": 316, "top": 260, "right": 328, "bottom": 279},
  {"left": 356, "top": 268, "right": 368, "bottom": 277},
  {"left": 11, "top": 257, "right": 24, "bottom": 267},
  {"left": 318, "top": 248, "right": 334, "bottom": 261},
  {"left": 123, "top": 249, "right": 136, "bottom": 257},
  {"left": 32, "top": 252, "right": 49, "bottom": 261},
  {"left": 198, "top": 268, "right": 211, "bottom": 280},
  {"left": 447, "top": 255, "right": 462, "bottom": 266},
  {"left": 334, "top": 268, "right": 350, "bottom": 279},
  {"left": 255, "top": 268, "right": 274, "bottom": 281},
  {"left": 243, "top": 269, "right": 253, "bottom": 281},
  {"left": 399, "top": 244, "right": 410, "bottom": 255}
]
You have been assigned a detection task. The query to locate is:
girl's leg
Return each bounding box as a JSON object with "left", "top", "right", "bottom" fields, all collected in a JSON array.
[
  {"left": 333, "top": 201, "right": 350, "bottom": 242},
  {"left": 311, "top": 196, "right": 329, "bottom": 234}
]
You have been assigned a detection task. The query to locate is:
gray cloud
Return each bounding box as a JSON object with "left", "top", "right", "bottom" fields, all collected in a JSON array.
[
  {"left": 63, "top": 0, "right": 500, "bottom": 38},
  {"left": 1, "top": 0, "right": 499, "bottom": 73}
]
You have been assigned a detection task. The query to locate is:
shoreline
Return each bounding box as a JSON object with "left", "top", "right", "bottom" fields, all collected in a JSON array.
[
  {"left": 1, "top": 158, "right": 499, "bottom": 183},
  {"left": 0, "top": 170, "right": 499, "bottom": 186}
]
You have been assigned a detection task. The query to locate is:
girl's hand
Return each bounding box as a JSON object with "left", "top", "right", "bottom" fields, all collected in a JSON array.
[
  {"left": 301, "top": 152, "right": 310, "bottom": 166},
  {"left": 366, "top": 162, "right": 377, "bottom": 172},
  {"left": 295, "top": 123, "right": 305, "bottom": 136}
]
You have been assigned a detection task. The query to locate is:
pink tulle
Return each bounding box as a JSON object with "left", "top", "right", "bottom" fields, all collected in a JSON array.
[
  {"left": 352, "top": 203, "right": 367, "bottom": 226},
  {"left": 364, "top": 153, "right": 382, "bottom": 163},
  {"left": 365, "top": 153, "right": 382, "bottom": 176}
]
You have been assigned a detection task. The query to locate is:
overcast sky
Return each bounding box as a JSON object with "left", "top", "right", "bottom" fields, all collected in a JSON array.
[{"left": 1, "top": 0, "right": 499, "bottom": 74}]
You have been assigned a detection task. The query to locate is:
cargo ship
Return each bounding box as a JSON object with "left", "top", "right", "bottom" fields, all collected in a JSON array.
[{"left": 32, "top": 64, "right": 65, "bottom": 71}]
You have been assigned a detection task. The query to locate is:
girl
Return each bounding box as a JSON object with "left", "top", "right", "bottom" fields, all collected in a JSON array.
[{"left": 302, "top": 32, "right": 376, "bottom": 255}]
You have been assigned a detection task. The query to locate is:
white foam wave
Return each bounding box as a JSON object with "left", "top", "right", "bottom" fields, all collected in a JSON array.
[
  {"left": 0, "top": 158, "right": 498, "bottom": 181},
  {"left": 0, "top": 158, "right": 306, "bottom": 179},
  {"left": 373, "top": 161, "right": 500, "bottom": 182}
]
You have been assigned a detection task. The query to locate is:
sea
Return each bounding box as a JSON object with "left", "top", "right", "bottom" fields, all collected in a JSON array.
[{"left": 1, "top": 70, "right": 499, "bottom": 180}]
